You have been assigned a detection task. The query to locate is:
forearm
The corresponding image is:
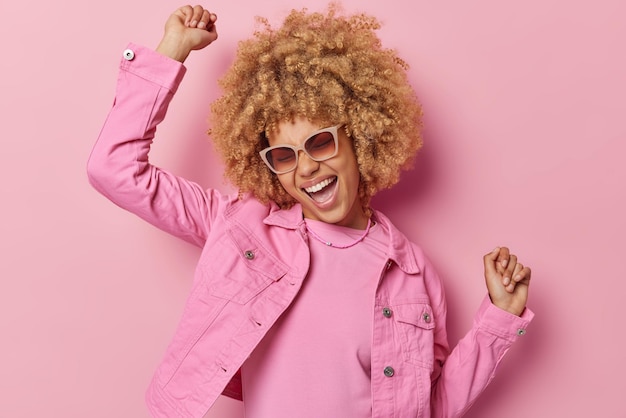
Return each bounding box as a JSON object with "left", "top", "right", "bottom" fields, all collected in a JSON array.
[
  {"left": 430, "top": 295, "right": 534, "bottom": 417},
  {"left": 87, "top": 44, "right": 212, "bottom": 247},
  {"left": 87, "top": 44, "right": 185, "bottom": 202}
]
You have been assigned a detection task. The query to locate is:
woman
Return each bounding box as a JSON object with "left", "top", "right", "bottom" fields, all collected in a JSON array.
[{"left": 87, "top": 4, "right": 533, "bottom": 417}]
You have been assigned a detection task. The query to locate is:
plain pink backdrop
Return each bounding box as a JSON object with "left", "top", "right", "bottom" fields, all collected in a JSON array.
[{"left": 1, "top": 0, "right": 624, "bottom": 417}]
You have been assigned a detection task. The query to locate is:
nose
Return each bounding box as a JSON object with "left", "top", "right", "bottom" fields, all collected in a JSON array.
[{"left": 296, "top": 150, "right": 319, "bottom": 177}]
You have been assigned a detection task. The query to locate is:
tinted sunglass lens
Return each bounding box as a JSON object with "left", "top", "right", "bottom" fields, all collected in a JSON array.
[
  {"left": 305, "top": 132, "right": 336, "bottom": 159},
  {"left": 268, "top": 147, "right": 296, "bottom": 172}
]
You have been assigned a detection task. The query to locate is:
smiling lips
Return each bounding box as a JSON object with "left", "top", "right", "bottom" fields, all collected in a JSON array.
[{"left": 304, "top": 176, "right": 337, "bottom": 203}]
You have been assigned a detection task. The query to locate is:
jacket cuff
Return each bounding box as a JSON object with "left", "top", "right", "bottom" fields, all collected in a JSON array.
[
  {"left": 474, "top": 295, "right": 534, "bottom": 343},
  {"left": 119, "top": 43, "right": 187, "bottom": 93}
]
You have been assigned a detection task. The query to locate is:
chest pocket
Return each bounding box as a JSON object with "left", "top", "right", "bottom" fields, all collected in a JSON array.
[
  {"left": 203, "top": 223, "right": 289, "bottom": 305},
  {"left": 392, "top": 301, "right": 435, "bottom": 370}
]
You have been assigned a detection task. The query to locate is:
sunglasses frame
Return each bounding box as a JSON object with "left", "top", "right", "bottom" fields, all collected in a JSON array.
[{"left": 259, "top": 125, "right": 342, "bottom": 174}]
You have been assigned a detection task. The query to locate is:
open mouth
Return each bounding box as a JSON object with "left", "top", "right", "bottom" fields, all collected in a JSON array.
[{"left": 303, "top": 176, "right": 337, "bottom": 203}]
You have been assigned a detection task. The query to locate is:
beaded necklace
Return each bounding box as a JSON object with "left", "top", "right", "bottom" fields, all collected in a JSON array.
[{"left": 305, "top": 218, "right": 372, "bottom": 249}]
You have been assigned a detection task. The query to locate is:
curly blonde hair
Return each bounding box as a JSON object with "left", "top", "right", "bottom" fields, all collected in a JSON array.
[{"left": 209, "top": 3, "right": 423, "bottom": 211}]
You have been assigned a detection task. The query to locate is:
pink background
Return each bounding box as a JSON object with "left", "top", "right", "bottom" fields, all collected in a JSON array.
[{"left": 1, "top": 0, "right": 624, "bottom": 417}]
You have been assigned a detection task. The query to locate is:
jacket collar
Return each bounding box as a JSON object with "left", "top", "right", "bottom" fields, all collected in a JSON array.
[
  {"left": 373, "top": 210, "right": 421, "bottom": 275},
  {"left": 263, "top": 202, "right": 305, "bottom": 230},
  {"left": 263, "top": 203, "right": 421, "bottom": 275}
]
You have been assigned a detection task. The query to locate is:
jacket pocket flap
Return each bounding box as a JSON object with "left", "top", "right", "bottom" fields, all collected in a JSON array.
[
  {"left": 226, "top": 222, "right": 288, "bottom": 281},
  {"left": 203, "top": 223, "right": 289, "bottom": 304},
  {"left": 393, "top": 303, "right": 435, "bottom": 330}
]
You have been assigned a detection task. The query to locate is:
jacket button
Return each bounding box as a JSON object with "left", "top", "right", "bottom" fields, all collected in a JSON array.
[
  {"left": 244, "top": 250, "right": 255, "bottom": 260},
  {"left": 123, "top": 49, "right": 135, "bottom": 61},
  {"left": 383, "top": 366, "right": 395, "bottom": 377},
  {"left": 423, "top": 313, "right": 431, "bottom": 323},
  {"left": 382, "top": 307, "right": 392, "bottom": 318}
]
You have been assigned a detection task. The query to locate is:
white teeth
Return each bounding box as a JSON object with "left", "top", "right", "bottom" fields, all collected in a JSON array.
[{"left": 304, "top": 177, "right": 336, "bottom": 194}]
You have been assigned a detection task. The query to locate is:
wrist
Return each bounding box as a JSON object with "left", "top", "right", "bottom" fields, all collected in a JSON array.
[
  {"left": 156, "top": 36, "right": 191, "bottom": 63},
  {"left": 492, "top": 299, "right": 524, "bottom": 317}
]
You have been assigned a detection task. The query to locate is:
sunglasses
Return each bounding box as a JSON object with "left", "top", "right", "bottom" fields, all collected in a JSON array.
[{"left": 259, "top": 125, "right": 342, "bottom": 174}]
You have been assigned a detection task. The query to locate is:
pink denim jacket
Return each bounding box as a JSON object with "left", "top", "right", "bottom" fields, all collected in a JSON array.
[{"left": 87, "top": 44, "right": 534, "bottom": 418}]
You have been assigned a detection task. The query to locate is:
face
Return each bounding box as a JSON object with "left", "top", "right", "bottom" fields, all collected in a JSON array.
[{"left": 266, "top": 117, "right": 368, "bottom": 229}]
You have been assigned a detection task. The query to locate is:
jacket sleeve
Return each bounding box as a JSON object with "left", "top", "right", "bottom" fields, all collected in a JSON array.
[
  {"left": 424, "top": 258, "right": 534, "bottom": 417},
  {"left": 87, "top": 43, "right": 226, "bottom": 247}
]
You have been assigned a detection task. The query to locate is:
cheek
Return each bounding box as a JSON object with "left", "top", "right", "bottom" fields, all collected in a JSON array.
[
  {"left": 339, "top": 141, "right": 361, "bottom": 187},
  {"left": 276, "top": 173, "right": 297, "bottom": 195},
  {"left": 346, "top": 157, "right": 362, "bottom": 190}
]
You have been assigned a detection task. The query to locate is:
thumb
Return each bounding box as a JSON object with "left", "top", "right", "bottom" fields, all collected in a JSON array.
[{"left": 483, "top": 247, "right": 500, "bottom": 278}]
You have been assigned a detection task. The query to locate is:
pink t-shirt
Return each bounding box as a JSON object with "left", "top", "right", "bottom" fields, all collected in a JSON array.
[{"left": 241, "top": 219, "right": 389, "bottom": 417}]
